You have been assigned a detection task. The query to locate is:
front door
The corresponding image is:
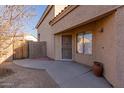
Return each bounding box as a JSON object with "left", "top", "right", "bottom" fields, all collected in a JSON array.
[{"left": 62, "top": 35, "right": 72, "bottom": 59}]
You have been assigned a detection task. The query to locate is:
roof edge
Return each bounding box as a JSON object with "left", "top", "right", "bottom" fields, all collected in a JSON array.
[{"left": 35, "top": 5, "right": 53, "bottom": 29}]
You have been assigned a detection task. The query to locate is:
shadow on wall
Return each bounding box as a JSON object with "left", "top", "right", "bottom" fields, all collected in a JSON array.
[{"left": 0, "top": 41, "right": 47, "bottom": 64}]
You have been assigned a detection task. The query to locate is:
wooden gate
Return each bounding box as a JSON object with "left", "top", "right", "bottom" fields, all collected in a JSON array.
[
  {"left": 28, "top": 41, "right": 46, "bottom": 58},
  {"left": 13, "top": 40, "right": 28, "bottom": 59}
]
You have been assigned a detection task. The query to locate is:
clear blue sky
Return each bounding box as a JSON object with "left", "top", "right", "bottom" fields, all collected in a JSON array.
[{"left": 24, "top": 5, "right": 47, "bottom": 38}]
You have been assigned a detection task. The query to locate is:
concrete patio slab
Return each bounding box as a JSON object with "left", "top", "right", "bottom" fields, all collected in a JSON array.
[
  {"left": 61, "top": 72, "right": 111, "bottom": 88},
  {"left": 14, "top": 59, "right": 112, "bottom": 88},
  {"left": 0, "top": 62, "right": 58, "bottom": 88}
]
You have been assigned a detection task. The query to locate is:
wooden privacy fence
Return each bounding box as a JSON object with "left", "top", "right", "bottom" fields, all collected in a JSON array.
[
  {"left": 28, "top": 41, "right": 47, "bottom": 58},
  {"left": 13, "top": 40, "right": 28, "bottom": 59},
  {"left": 13, "top": 40, "right": 47, "bottom": 59}
]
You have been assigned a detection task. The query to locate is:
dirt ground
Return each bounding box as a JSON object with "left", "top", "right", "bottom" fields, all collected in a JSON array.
[{"left": 0, "top": 62, "right": 59, "bottom": 88}]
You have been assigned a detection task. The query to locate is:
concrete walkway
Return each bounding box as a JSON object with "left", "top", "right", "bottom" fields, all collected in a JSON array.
[{"left": 14, "top": 59, "right": 112, "bottom": 88}]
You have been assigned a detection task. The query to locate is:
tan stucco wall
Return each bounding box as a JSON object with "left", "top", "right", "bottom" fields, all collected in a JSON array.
[
  {"left": 37, "top": 6, "right": 69, "bottom": 59},
  {"left": 37, "top": 7, "right": 55, "bottom": 59},
  {"left": 52, "top": 5, "right": 120, "bottom": 34},
  {"left": 54, "top": 13, "right": 118, "bottom": 87},
  {"left": 54, "top": 34, "right": 61, "bottom": 60},
  {"left": 115, "top": 6, "right": 124, "bottom": 87},
  {"left": 94, "top": 14, "right": 118, "bottom": 87}
]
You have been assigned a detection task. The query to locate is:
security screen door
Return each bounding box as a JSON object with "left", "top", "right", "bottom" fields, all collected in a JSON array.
[{"left": 62, "top": 35, "right": 72, "bottom": 59}]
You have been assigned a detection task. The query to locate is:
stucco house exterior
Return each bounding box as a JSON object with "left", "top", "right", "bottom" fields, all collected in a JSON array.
[{"left": 36, "top": 5, "right": 124, "bottom": 87}]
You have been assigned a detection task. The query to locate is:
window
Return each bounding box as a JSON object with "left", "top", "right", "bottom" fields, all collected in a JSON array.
[
  {"left": 77, "top": 32, "right": 92, "bottom": 55},
  {"left": 38, "top": 33, "right": 40, "bottom": 41},
  {"left": 77, "top": 33, "right": 84, "bottom": 53},
  {"left": 84, "top": 33, "right": 92, "bottom": 54}
]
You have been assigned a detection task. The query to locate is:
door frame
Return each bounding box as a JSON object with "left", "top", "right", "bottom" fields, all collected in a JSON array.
[{"left": 61, "top": 34, "right": 72, "bottom": 61}]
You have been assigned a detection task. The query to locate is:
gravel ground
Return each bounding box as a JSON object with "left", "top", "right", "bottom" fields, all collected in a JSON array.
[{"left": 0, "top": 62, "right": 59, "bottom": 88}]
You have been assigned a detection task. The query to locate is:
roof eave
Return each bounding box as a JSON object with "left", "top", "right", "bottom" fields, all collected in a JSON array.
[{"left": 35, "top": 5, "right": 53, "bottom": 29}]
